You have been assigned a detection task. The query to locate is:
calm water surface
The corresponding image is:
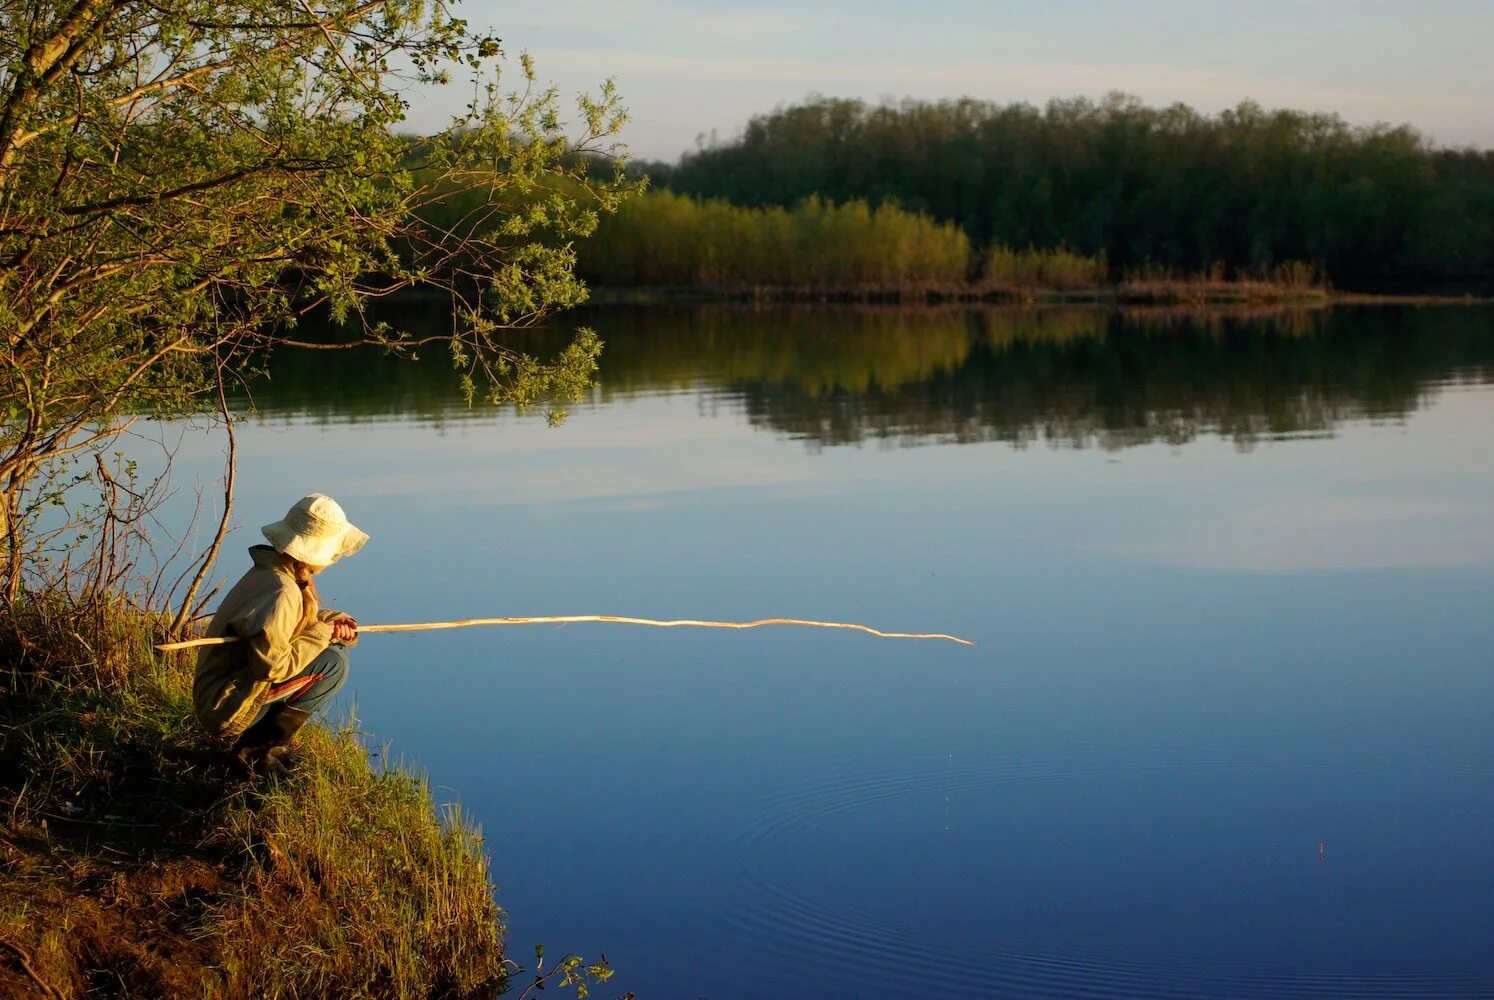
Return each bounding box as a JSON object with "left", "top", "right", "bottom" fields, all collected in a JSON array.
[{"left": 161, "top": 305, "right": 1494, "bottom": 998}]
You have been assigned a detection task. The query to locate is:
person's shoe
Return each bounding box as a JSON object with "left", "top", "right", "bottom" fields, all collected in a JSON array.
[
  {"left": 256, "top": 744, "right": 297, "bottom": 776},
  {"left": 231, "top": 704, "right": 311, "bottom": 774}
]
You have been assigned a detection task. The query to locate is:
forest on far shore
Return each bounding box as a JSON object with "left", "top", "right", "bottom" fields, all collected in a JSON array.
[{"left": 633, "top": 94, "right": 1494, "bottom": 287}]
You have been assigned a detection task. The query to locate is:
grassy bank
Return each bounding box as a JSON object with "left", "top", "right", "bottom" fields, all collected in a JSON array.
[{"left": 0, "top": 603, "right": 507, "bottom": 999}]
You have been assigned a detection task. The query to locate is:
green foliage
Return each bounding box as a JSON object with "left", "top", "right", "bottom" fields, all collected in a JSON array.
[
  {"left": 0, "top": 0, "right": 637, "bottom": 600},
  {"left": 511, "top": 944, "right": 626, "bottom": 1000},
  {"left": 982, "top": 245, "right": 1109, "bottom": 290},
  {"left": 657, "top": 94, "right": 1494, "bottom": 282},
  {"left": 567, "top": 188, "right": 1324, "bottom": 296},
  {"left": 576, "top": 189, "right": 971, "bottom": 288}
]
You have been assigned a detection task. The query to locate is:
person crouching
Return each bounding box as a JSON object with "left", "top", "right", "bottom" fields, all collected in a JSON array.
[{"left": 192, "top": 493, "right": 367, "bottom": 773}]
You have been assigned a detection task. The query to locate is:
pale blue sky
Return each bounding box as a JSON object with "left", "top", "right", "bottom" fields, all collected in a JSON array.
[{"left": 409, "top": 0, "right": 1493, "bottom": 159}]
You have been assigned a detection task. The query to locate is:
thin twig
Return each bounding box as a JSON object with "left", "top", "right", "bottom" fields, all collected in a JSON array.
[
  {"left": 170, "top": 363, "right": 235, "bottom": 634},
  {"left": 35, "top": 810, "right": 161, "bottom": 829},
  {"left": 0, "top": 937, "right": 63, "bottom": 1000}
]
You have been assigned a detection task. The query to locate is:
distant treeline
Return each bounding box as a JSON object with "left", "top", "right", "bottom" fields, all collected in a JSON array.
[
  {"left": 644, "top": 95, "right": 1494, "bottom": 284},
  {"left": 575, "top": 189, "right": 1323, "bottom": 298}
]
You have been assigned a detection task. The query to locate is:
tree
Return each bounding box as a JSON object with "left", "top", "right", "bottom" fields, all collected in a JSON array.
[
  {"left": 666, "top": 95, "right": 1494, "bottom": 283},
  {"left": 0, "top": 0, "right": 636, "bottom": 611}
]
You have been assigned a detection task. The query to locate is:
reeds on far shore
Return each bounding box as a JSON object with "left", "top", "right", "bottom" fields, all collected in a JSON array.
[
  {"left": 1116, "top": 259, "right": 1327, "bottom": 303},
  {"left": 566, "top": 190, "right": 1328, "bottom": 303},
  {"left": 979, "top": 245, "right": 1109, "bottom": 292}
]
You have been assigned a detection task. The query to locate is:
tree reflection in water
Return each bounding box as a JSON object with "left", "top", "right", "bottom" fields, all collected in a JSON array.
[{"left": 249, "top": 303, "right": 1494, "bottom": 450}]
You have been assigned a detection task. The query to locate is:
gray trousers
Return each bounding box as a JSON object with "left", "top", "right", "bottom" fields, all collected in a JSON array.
[{"left": 248, "top": 643, "right": 350, "bottom": 725}]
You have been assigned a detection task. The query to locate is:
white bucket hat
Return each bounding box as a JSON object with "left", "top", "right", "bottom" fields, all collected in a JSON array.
[{"left": 261, "top": 493, "right": 369, "bottom": 566}]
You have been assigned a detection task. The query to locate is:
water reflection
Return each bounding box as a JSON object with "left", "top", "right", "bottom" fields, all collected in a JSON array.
[
  {"left": 248, "top": 303, "right": 1494, "bottom": 451},
  {"left": 188, "top": 301, "right": 1494, "bottom": 998}
]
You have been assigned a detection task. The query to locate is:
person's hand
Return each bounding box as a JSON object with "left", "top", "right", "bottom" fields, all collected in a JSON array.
[{"left": 331, "top": 617, "right": 358, "bottom": 643}]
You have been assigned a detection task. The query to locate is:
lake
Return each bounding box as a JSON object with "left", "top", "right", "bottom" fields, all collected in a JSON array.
[{"left": 154, "top": 303, "right": 1494, "bottom": 998}]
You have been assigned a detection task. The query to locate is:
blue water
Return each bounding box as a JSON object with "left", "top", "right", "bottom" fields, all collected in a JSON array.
[{"left": 152, "top": 305, "right": 1494, "bottom": 997}]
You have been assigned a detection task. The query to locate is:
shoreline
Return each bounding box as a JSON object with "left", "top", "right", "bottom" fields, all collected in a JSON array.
[
  {"left": 582, "top": 285, "right": 1492, "bottom": 308},
  {"left": 0, "top": 607, "right": 508, "bottom": 999}
]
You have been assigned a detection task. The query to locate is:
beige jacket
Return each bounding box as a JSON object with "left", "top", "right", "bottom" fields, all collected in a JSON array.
[{"left": 192, "top": 545, "right": 334, "bottom": 738}]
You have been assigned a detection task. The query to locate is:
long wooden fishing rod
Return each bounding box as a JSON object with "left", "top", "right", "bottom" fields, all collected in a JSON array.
[{"left": 153, "top": 615, "right": 974, "bottom": 652}]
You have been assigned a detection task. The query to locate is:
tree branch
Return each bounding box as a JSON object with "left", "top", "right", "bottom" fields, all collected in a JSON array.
[
  {"left": 170, "top": 362, "right": 234, "bottom": 634},
  {"left": 9, "top": 0, "right": 391, "bottom": 153}
]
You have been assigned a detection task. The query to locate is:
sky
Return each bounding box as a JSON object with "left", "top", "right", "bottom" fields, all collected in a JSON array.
[{"left": 401, "top": 0, "right": 1494, "bottom": 161}]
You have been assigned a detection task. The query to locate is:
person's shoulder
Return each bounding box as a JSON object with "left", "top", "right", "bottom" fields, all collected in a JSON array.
[
  {"left": 243, "top": 550, "right": 295, "bottom": 587},
  {"left": 238, "top": 561, "right": 294, "bottom": 590},
  {"left": 236, "top": 563, "right": 300, "bottom": 617},
  {"left": 261, "top": 568, "right": 300, "bottom": 601}
]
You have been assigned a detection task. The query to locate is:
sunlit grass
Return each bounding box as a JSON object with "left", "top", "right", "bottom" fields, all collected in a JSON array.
[{"left": 0, "top": 600, "right": 506, "bottom": 998}]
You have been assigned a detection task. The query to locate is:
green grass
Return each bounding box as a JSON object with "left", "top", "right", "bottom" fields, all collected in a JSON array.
[{"left": 0, "top": 600, "right": 507, "bottom": 999}]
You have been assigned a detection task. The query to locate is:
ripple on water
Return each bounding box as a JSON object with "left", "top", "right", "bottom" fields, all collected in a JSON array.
[{"left": 710, "top": 748, "right": 1492, "bottom": 999}]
